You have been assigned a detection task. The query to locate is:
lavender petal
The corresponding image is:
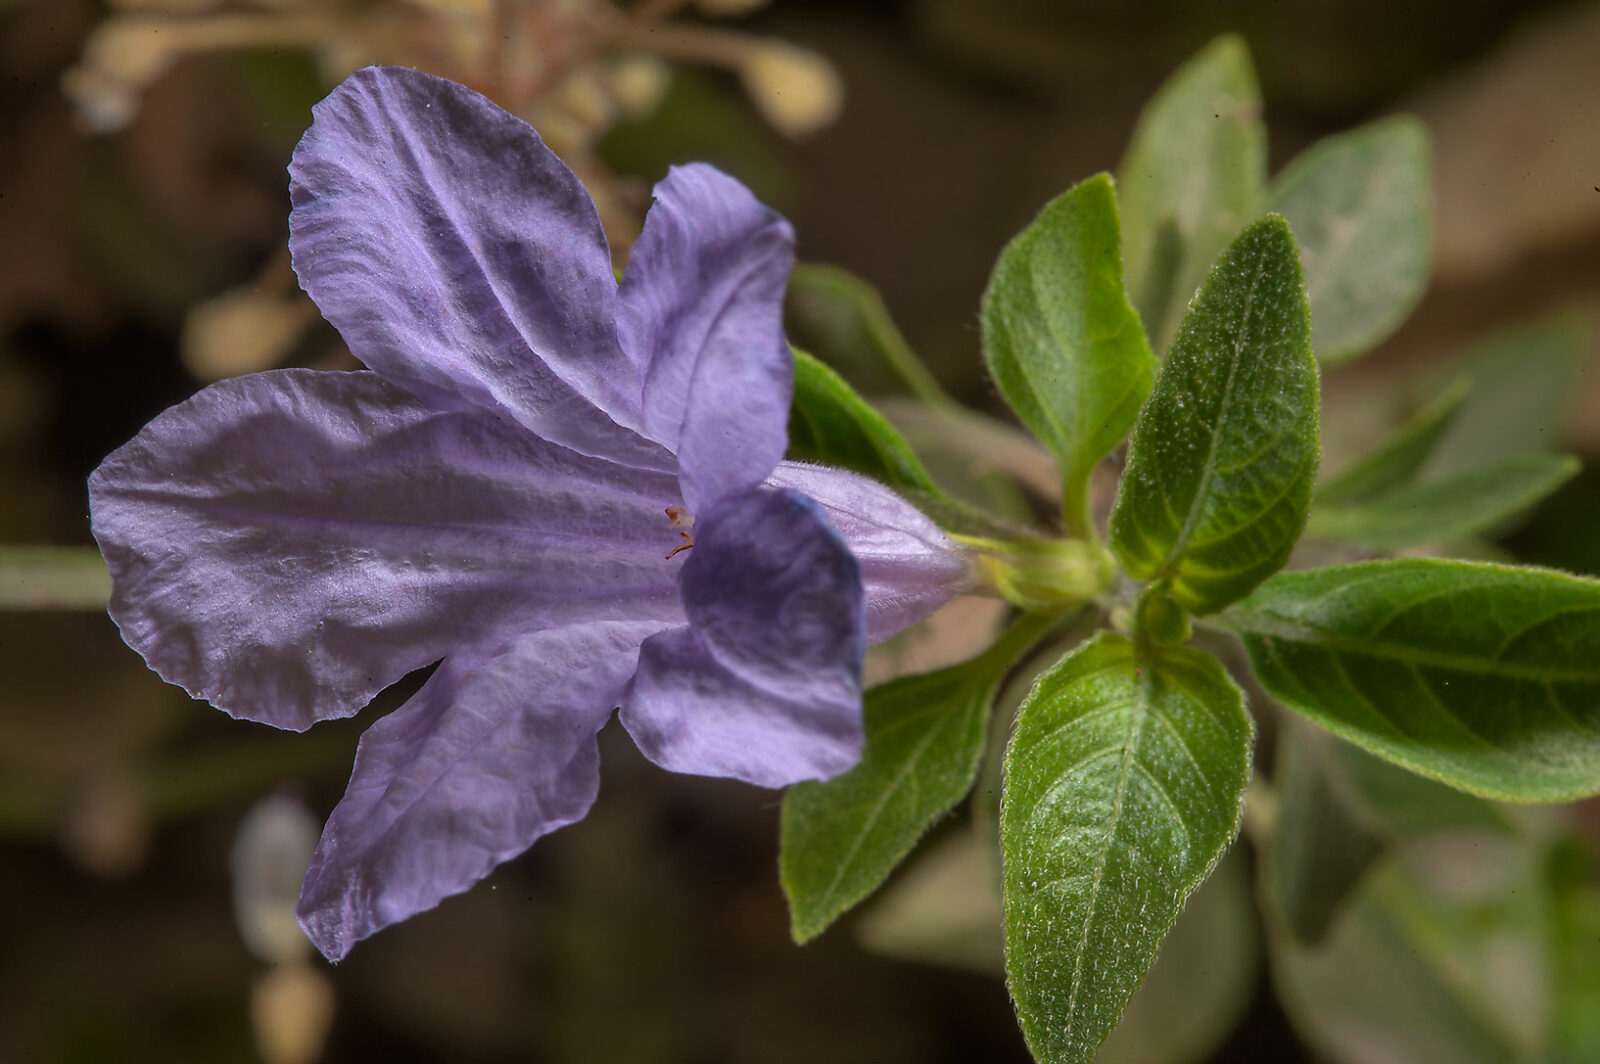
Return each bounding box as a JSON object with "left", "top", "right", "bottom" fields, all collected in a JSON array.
[
  {"left": 621, "top": 486, "right": 865, "bottom": 787},
  {"left": 296, "top": 621, "right": 659, "bottom": 961},
  {"left": 617, "top": 164, "right": 795, "bottom": 511},
  {"left": 89, "top": 369, "right": 685, "bottom": 731}
]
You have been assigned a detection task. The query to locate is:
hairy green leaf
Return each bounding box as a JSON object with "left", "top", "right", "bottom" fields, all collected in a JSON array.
[
  {"left": 1118, "top": 34, "right": 1266, "bottom": 345},
  {"left": 1308, "top": 453, "right": 1580, "bottom": 550},
  {"left": 1317, "top": 378, "right": 1469, "bottom": 506},
  {"left": 785, "top": 262, "right": 952, "bottom": 404},
  {"left": 1109, "top": 214, "right": 1320, "bottom": 615},
  {"left": 1223, "top": 559, "right": 1600, "bottom": 801},
  {"left": 1001, "top": 632, "right": 1252, "bottom": 1063},
  {"left": 781, "top": 612, "right": 1057, "bottom": 943},
  {"left": 1268, "top": 116, "right": 1432, "bottom": 365},
  {"left": 981, "top": 173, "right": 1155, "bottom": 535},
  {"left": 787, "top": 347, "right": 942, "bottom": 497}
]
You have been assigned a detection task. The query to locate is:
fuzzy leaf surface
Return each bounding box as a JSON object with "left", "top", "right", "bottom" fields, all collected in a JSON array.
[
  {"left": 981, "top": 173, "right": 1154, "bottom": 533},
  {"left": 1109, "top": 214, "right": 1320, "bottom": 615},
  {"left": 1223, "top": 559, "right": 1600, "bottom": 801},
  {"left": 787, "top": 347, "right": 941, "bottom": 498},
  {"left": 1001, "top": 632, "right": 1252, "bottom": 1063}
]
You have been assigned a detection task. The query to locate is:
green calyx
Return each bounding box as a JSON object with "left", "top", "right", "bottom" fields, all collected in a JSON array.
[{"left": 957, "top": 533, "right": 1116, "bottom": 611}]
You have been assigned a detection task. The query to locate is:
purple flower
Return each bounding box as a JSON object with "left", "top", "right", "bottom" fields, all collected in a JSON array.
[{"left": 88, "top": 67, "right": 966, "bottom": 961}]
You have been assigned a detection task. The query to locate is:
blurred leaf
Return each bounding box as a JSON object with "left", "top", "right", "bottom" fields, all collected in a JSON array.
[
  {"left": 1547, "top": 839, "right": 1600, "bottom": 1063},
  {"left": 1118, "top": 34, "right": 1266, "bottom": 346},
  {"left": 1110, "top": 215, "right": 1319, "bottom": 615},
  {"left": 1274, "top": 838, "right": 1550, "bottom": 1064},
  {"left": 980, "top": 173, "right": 1154, "bottom": 535},
  {"left": 1317, "top": 378, "right": 1470, "bottom": 505},
  {"left": 1224, "top": 559, "right": 1600, "bottom": 801},
  {"left": 785, "top": 263, "right": 952, "bottom": 403},
  {"left": 1424, "top": 314, "right": 1588, "bottom": 478},
  {"left": 0, "top": 546, "right": 110, "bottom": 610},
  {"left": 1307, "top": 453, "right": 1580, "bottom": 550},
  {"left": 1001, "top": 633, "right": 1252, "bottom": 1064},
  {"left": 1096, "top": 850, "right": 1258, "bottom": 1064},
  {"left": 781, "top": 612, "right": 1057, "bottom": 942},
  {"left": 854, "top": 826, "right": 1004, "bottom": 974},
  {"left": 1268, "top": 116, "right": 1432, "bottom": 365},
  {"left": 787, "top": 348, "right": 942, "bottom": 497},
  {"left": 1266, "top": 722, "right": 1387, "bottom": 944}
]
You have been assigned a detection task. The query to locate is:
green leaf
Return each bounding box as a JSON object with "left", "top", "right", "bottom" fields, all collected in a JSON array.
[
  {"left": 787, "top": 347, "right": 942, "bottom": 498},
  {"left": 1001, "top": 632, "right": 1253, "bottom": 1064},
  {"left": 1548, "top": 839, "right": 1600, "bottom": 1063},
  {"left": 1118, "top": 34, "right": 1266, "bottom": 346},
  {"left": 785, "top": 262, "right": 952, "bottom": 404},
  {"left": 980, "top": 173, "right": 1155, "bottom": 536},
  {"left": 1424, "top": 313, "right": 1588, "bottom": 478},
  {"left": 1317, "top": 378, "right": 1469, "bottom": 506},
  {"left": 1266, "top": 721, "right": 1387, "bottom": 945},
  {"left": 1221, "top": 559, "right": 1600, "bottom": 801},
  {"left": 1307, "top": 453, "right": 1580, "bottom": 550},
  {"left": 781, "top": 612, "right": 1057, "bottom": 943},
  {"left": 1268, "top": 116, "right": 1432, "bottom": 366},
  {"left": 1273, "top": 839, "right": 1550, "bottom": 1064},
  {"left": 1109, "top": 214, "right": 1320, "bottom": 615},
  {"left": 0, "top": 546, "right": 111, "bottom": 610},
  {"left": 1096, "top": 851, "right": 1258, "bottom": 1064}
]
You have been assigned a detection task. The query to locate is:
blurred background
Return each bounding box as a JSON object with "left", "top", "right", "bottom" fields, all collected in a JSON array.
[{"left": 3, "top": 0, "right": 1600, "bottom": 1061}]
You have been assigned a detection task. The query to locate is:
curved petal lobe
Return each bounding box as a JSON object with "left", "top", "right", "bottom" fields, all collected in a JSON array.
[
  {"left": 89, "top": 369, "right": 684, "bottom": 731},
  {"left": 768, "top": 462, "right": 970, "bottom": 642},
  {"left": 289, "top": 65, "right": 665, "bottom": 467},
  {"left": 621, "top": 486, "right": 865, "bottom": 787},
  {"left": 297, "top": 621, "right": 658, "bottom": 961},
  {"left": 618, "top": 164, "right": 795, "bottom": 510}
]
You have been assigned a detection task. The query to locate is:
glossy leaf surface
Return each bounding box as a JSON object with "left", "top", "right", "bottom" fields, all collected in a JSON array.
[
  {"left": 1224, "top": 559, "right": 1600, "bottom": 801},
  {"left": 1268, "top": 116, "right": 1431, "bottom": 365},
  {"left": 1001, "top": 632, "right": 1252, "bottom": 1063},
  {"left": 787, "top": 347, "right": 941, "bottom": 498},
  {"left": 1110, "top": 214, "right": 1320, "bottom": 615},
  {"left": 981, "top": 173, "right": 1154, "bottom": 534}
]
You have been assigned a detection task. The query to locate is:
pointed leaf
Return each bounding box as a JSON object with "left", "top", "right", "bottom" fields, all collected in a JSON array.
[
  {"left": 1222, "top": 559, "right": 1600, "bottom": 801},
  {"left": 1317, "top": 378, "right": 1469, "bottom": 505},
  {"left": 785, "top": 262, "right": 951, "bottom": 403},
  {"left": 1268, "top": 116, "right": 1432, "bottom": 365},
  {"left": 780, "top": 612, "right": 1056, "bottom": 942},
  {"left": 1001, "top": 632, "right": 1253, "bottom": 1064},
  {"left": 1308, "top": 453, "right": 1580, "bottom": 550},
  {"left": 1109, "top": 215, "right": 1320, "bottom": 615},
  {"left": 1118, "top": 34, "right": 1266, "bottom": 345},
  {"left": 787, "top": 347, "right": 942, "bottom": 498},
  {"left": 980, "top": 173, "right": 1155, "bottom": 535},
  {"left": 1424, "top": 314, "right": 1588, "bottom": 478}
]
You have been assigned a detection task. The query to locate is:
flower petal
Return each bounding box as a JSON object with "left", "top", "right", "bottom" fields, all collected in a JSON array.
[
  {"left": 617, "top": 164, "right": 794, "bottom": 511},
  {"left": 296, "top": 621, "right": 658, "bottom": 961},
  {"left": 621, "top": 486, "right": 865, "bottom": 787},
  {"left": 89, "top": 369, "right": 685, "bottom": 731},
  {"left": 289, "top": 66, "right": 666, "bottom": 467},
  {"left": 767, "top": 462, "right": 970, "bottom": 642}
]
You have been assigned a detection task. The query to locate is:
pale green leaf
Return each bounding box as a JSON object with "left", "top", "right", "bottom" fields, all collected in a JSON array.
[
  {"left": 1307, "top": 453, "right": 1580, "bottom": 550},
  {"left": 1268, "top": 116, "right": 1432, "bottom": 365},
  {"left": 0, "top": 546, "right": 111, "bottom": 610},
  {"left": 1317, "top": 378, "right": 1469, "bottom": 506},
  {"left": 1222, "top": 559, "right": 1600, "bottom": 801},
  {"left": 1001, "top": 632, "right": 1253, "bottom": 1063},
  {"left": 981, "top": 173, "right": 1155, "bottom": 535},
  {"left": 781, "top": 612, "right": 1057, "bottom": 942},
  {"left": 785, "top": 262, "right": 952, "bottom": 404},
  {"left": 1118, "top": 34, "right": 1266, "bottom": 346},
  {"left": 787, "top": 347, "right": 942, "bottom": 498},
  {"left": 1109, "top": 214, "right": 1320, "bottom": 615}
]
